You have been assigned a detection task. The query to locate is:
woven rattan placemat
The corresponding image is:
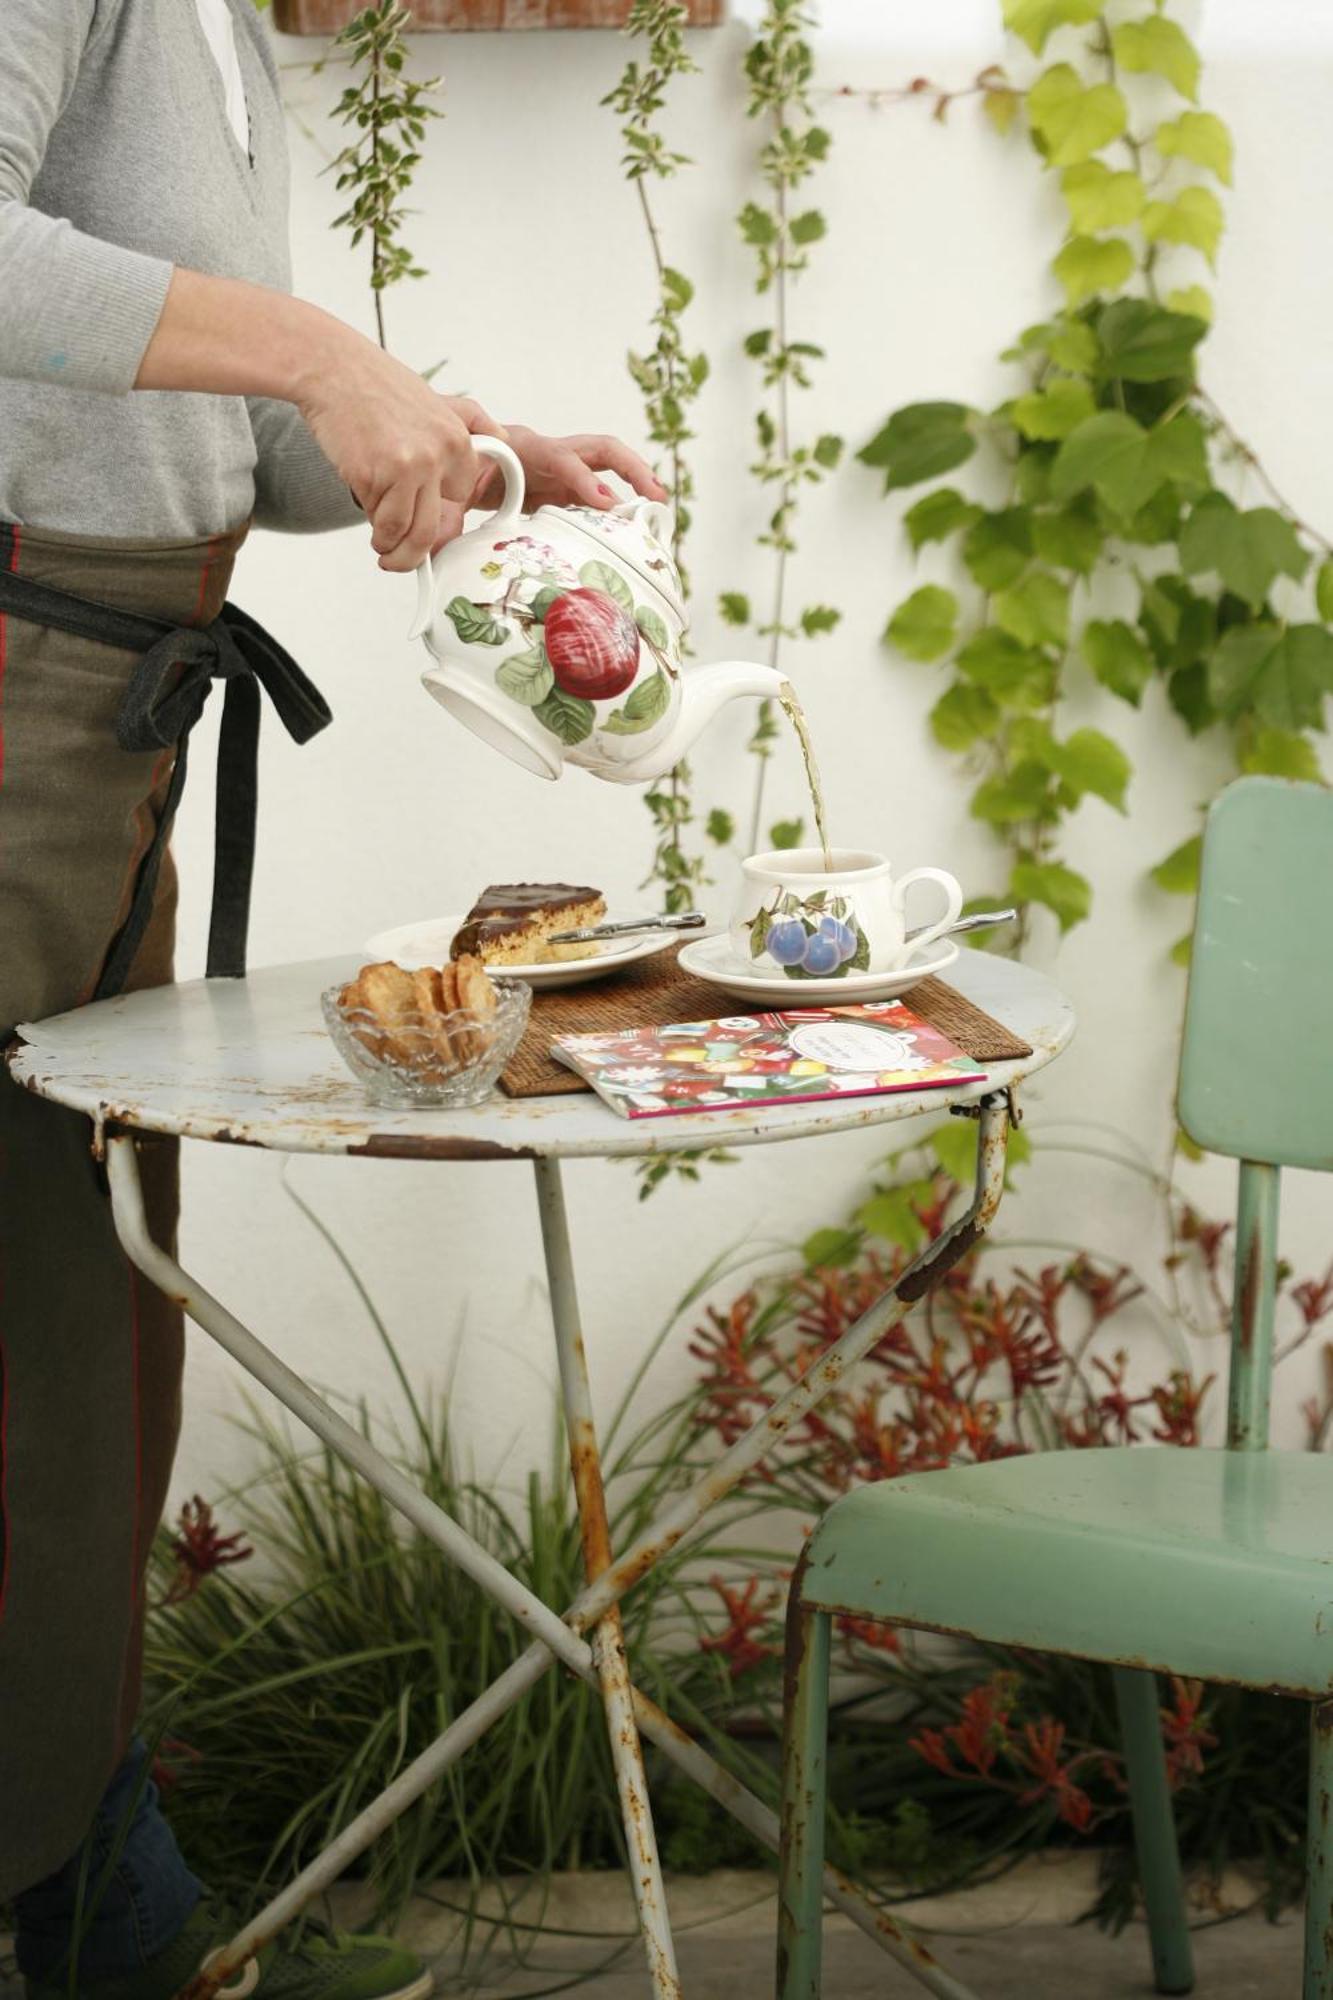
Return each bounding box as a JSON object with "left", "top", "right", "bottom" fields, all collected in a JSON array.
[{"left": 499, "top": 947, "right": 1031, "bottom": 1099}]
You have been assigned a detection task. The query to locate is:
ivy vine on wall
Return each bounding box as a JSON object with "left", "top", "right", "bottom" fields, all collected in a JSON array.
[{"left": 868, "top": 0, "right": 1331, "bottom": 956}]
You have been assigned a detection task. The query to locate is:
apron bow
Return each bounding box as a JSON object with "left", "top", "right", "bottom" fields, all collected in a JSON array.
[{"left": 0, "top": 564, "right": 331, "bottom": 998}]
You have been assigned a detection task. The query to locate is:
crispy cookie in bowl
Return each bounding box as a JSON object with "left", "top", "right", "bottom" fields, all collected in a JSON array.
[{"left": 323, "top": 953, "right": 530, "bottom": 1107}]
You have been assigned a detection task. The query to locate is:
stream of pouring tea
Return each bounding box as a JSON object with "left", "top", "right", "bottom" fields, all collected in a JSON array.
[{"left": 778, "top": 681, "right": 834, "bottom": 871}]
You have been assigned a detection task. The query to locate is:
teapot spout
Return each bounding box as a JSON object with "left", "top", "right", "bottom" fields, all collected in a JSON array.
[{"left": 609, "top": 660, "right": 786, "bottom": 783}]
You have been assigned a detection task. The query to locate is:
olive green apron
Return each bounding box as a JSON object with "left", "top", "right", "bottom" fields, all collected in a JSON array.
[{"left": 0, "top": 522, "right": 328, "bottom": 1895}]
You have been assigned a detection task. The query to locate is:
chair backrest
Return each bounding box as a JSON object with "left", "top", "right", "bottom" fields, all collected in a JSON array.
[{"left": 1178, "top": 776, "right": 1333, "bottom": 1448}]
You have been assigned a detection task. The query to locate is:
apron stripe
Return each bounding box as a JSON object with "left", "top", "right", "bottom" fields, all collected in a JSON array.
[{"left": 0, "top": 529, "right": 15, "bottom": 1628}]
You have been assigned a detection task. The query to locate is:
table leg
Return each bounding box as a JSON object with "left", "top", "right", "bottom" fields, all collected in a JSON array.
[
  {"left": 106, "top": 1100, "right": 1007, "bottom": 2000},
  {"left": 534, "top": 1156, "right": 683, "bottom": 2000}
]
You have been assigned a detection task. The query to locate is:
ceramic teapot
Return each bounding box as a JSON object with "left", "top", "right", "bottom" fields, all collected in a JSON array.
[{"left": 409, "top": 437, "right": 783, "bottom": 782}]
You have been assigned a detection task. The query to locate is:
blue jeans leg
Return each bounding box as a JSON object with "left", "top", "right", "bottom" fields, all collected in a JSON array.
[{"left": 13, "top": 1738, "right": 204, "bottom": 1983}]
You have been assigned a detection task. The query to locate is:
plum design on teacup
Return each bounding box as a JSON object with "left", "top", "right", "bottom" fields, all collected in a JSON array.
[{"left": 746, "top": 888, "right": 871, "bottom": 981}]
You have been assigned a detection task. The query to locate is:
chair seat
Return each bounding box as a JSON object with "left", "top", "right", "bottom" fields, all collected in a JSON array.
[{"left": 800, "top": 1446, "right": 1333, "bottom": 1695}]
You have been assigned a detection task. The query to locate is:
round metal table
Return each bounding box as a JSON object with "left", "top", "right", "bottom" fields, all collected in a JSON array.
[{"left": 10, "top": 949, "right": 1073, "bottom": 2000}]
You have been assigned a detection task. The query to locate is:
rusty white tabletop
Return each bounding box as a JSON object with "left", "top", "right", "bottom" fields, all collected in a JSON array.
[{"left": 8, "top": 947, "right": 1074, "bottom": 1160}]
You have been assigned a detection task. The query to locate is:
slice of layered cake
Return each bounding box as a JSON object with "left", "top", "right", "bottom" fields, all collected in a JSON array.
[{"left": 450, "top": 883, "right": 607, "bottom": 966}]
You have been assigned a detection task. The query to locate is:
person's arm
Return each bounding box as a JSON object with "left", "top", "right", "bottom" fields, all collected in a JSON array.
[
  {"left": 0, "top": 1, "right": 173, "bottom": 396},
  {"left": 246, "top": 399, "right": 365, "bottom": 536}
]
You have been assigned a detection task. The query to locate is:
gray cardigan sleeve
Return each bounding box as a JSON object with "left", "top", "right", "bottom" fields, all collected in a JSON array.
[
  {"left": 0, "top": 1, "right": 173, "bottom": 394},
  {"left": 247, "top": 398, "right": 365, "bottom": 534}
]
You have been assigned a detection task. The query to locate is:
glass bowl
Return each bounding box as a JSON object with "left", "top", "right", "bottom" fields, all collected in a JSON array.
[{"left": 321, "top": 976, "right": 532, "bottom": 1108}]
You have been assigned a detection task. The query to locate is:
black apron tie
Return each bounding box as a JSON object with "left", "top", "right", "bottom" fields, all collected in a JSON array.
[{"left": 0, "top": 567, "right": 331, "bottom": 999}]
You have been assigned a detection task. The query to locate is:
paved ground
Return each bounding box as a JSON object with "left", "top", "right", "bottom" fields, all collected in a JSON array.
[{"left": 1, "top": 1857, "right": 1305, "bottom": 1995}]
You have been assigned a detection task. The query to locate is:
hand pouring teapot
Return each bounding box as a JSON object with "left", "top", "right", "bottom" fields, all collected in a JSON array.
[{"left": 409, "top": 437, "right": 783, "bottom": 782}]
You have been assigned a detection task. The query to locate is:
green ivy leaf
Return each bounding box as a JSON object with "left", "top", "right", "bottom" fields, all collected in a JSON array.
[
  {"left": 579, "top": 560, "right": 634, "bottom": 612},
  {"left": 1170, "top": 934, "right": 1193, "bottom": 968},
  {"left": 1140, "top": 575, "right": 1216, "bottom": 671},
  {"left": 971, "top": 760, "right": 1053, "bottom": 824},
  {"left": 1082, "top": 619, "right": 1153, "bottom": 704},
  {"left": 857, "top": 1182, "right": 933, "bottom": 1250},
  {"left": 955, "top": 629, "right": 1051, "bottom": 707},
  {"left": 1112, "top": 16, "right": 1201, "bottom": 100},
  {"left": 1006, "top": 317, "right": 1100, "bottom": 373},
  {"left": 769, "top": 818, "right": 805, "bottom": 850},
  {"left": 930, "top": 1117, "right": 986, "bottom": 1187},
  {"left": 984, "top": 84, "right": 1022, "bottom": 137},
  {"left": 719, "top": 591, "right": 751, "bottom": 626},
  {"left": 495, "top": 643, "right": 554, "bottom": 707},
  {"left": 705, "top": 807, "right": 735, "bottom": 844},
  {"left": 1010, "top": 857, "right": 1092, "bottom": 930},
  {"left": 800, "top": 605, "right": 842, "bottom": 636},
  {"left": 1060, "top": 161, "right": 1146, "bottom": 231},
  {"left": 1167, "top": 661, "right": 1214, "bottom": 734},
  {"left": 1210, "top": 622, "right": 1333, "bottom": 732},
  {"left": 885, "top": 585, "right": 958, "bottom": 662},
  {"left": 1155, "top": 110, "right": 1233, "bottom": 184},
  {"left": 1010, "top": 375, "right": 1097, "bottom": 441},
  {"left": 1032, "top": 499, "right": 1104, "bottom": 574},
  {"left": 1179, "top": 493, "right": 1309, "bottom": 610},
  {"left": 789, "top": 208, "right": 827, "bottom": 246},
  {"left": 1166, "top": 285, "right": 1213, "bottom": 324},
  {"left": 1049, "top": 726, "right": 1131, "bottom": 810},
  {"left": 904, "top": 487, "right": 983, "bottom": 549},
  {"left": 802, "top": 1226, "right": 864, "bottom": 1271},
  {"left": 963, "top": 507, "right": 1034, "bottom": 589},
  {"left": 1052, "top": 233, "right": 1136, "bottom": 305},
  {"left": 1239, "top": 726, "right": 1323, "bottom": 782},
  {"left": 533, "top": 686, "right": 596, "bottom": 745},
  {"left": 1028, "top": 64, "right": 1129, "bottom": 165},
  {"left": 930, "top": 681, "right": 1001, "bottom": 750},
  {"left": 813, "top": 433, "right": 844, "bottom": 470},
  {"left": 1141, "top": 187, "right": 1225, "bottom": 267},
  {"left": 1151, "top": 834, "right": 1202, "bottom": 895},
  {"left": 1002, "top": 0, "right": 1101, "bottom": 54},
  {"left": 859, "top": 402, "right": 977, "bottom": 491},
  {"left": 994, "top": 571, "right": 1070, "bottom": 649},
  {"left": 739, "top": 201, "right": 779, "bottom": 247},
  {"left": 1050, "top": 410, "right": 1208, "bottom": 520},
  {"left": 1317, "top": 560, "right": 1333, "bottom": 624},
  {"left": 444, "top": 596, "right": 507, "bottom": 647},
  {"left": 1094, "top": 298, "right": 1207, "bottom": 382}
]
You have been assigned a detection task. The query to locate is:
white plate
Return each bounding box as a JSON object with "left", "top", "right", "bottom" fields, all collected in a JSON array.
[
  {"left": 675, "top": 932, "right": 959, "bottom": 1004},
  {"left": 363, "top": 912, "right": 681, "bottom": 989}
]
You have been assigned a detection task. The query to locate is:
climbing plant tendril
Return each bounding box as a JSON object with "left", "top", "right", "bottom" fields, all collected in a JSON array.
[
  {"left": 722, "top": 0, "right": 844, "bottom": 859},
  {"left": 868, "top": 0, "right": 1331, "bottom": 958}
]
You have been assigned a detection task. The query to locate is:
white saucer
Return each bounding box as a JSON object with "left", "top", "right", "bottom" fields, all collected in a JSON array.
[
  {"left": 675, "top": 932, "right": 959, "bottom": 1004},
  {"left": 363, "top": 912, "right": 680, "bottom": 989}
]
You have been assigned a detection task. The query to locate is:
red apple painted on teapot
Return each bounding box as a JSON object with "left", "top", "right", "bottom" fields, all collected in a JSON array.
[{"left": 408, "top": 437, "right": 782, "bottom": 783}]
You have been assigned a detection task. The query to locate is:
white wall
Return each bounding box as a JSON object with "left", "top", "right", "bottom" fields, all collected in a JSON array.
[{"left": 166, "top": 0, "right": 1333, "bottom": 1511}]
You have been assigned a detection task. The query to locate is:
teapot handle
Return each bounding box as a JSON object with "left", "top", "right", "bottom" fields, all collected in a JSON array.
[{"left": 409, "top": 436, "right": 527, "bottom": 641}]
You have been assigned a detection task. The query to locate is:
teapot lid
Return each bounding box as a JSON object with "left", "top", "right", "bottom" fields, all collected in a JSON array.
[{"left": 542, "top": 500, "right": 686, "bottom": 623}]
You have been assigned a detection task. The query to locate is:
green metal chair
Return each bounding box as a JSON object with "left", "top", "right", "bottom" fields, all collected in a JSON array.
[{"left": 776, "top": 775, "right": 1333, "bottom": 2000}]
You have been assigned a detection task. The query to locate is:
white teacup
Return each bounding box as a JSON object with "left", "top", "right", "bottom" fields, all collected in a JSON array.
[{"left": 729, "top": 847, "right": 963, "bottom": 981}]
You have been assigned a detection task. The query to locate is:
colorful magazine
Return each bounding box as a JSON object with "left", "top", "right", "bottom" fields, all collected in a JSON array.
[{"left": 551, "top": 1002, "right": 987, "bottom": 1120}]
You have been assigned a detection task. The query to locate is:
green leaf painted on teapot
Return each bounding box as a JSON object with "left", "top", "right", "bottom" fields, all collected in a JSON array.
[
  {"left": 578, "top": 560, "right": 635, "bottom": 614},
  {"left": 601, "top": 669, "right": 671, "bottom": 736},
  {"left": 529, "top": 587, "right": 563, "bottom": 624},
  {"left": 445, "top": 596, "right": 507, "bottom": 647},
  {"left": 496, "top": 643, "right": 554, "bottom": 707},
  {"left": 634, "top": 604, "right": 670, "bottom": 649},
  {"left": 533, "top": 685, "right": 596, "bottom": 745}
]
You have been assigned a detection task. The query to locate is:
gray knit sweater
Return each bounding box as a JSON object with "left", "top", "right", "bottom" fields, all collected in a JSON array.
[{"left": 0, "top": 0, "right": 362, "bottom": 539}]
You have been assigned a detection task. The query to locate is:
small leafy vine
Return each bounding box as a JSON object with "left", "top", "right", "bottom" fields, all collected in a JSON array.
[
  {"left": 721, "top": 0, "right": 844, "bottom": 857},
  {"left": 605, "top": 2, "right": 719, "bottom": 915},
  {"left": 867, "top": 0, "right": 1330, "bottom": 957},
  {"left": 328, "top": 2, "right": 441, "bottom": 350}
]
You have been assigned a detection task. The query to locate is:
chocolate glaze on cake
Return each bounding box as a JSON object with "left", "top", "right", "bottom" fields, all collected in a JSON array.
[{"left": 469, "top": 883, "right": 601, "bottom": 917}]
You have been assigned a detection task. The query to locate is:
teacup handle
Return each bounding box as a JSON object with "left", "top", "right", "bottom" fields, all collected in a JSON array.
[
  {"left": 409, "top": 436, "right": 527, "bottom": 641},
  {"left": 891, "top": 867, "right": 963, "bottom": 962}
]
